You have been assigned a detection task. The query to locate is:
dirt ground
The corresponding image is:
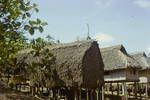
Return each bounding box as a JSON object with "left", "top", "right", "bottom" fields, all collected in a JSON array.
[
  {"left": 105, "top": 94, "right": 150, "bottom": 100},
  {"left": 0, "top": 80, "right": 39, "bottom": 100}
]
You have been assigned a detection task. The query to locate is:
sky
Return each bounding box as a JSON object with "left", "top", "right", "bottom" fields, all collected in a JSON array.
[{"left": 29, "top": 0, "right": 150, "bottom": 54}]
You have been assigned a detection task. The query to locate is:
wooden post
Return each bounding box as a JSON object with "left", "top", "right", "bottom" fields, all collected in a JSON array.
[
  {"left": 96, "top": 88, "right": 99, "bottom": 100},
  {"left": 117, "top": 82, "right": 119, "bottom": 96},
  {"left": 128, "top": 86, "right": 130, "bottom": 98},
  {"left": 106, "top": 83, "right": 108, "bottom": 94},
  {"left": 79, "top": 88, "right": 82, "bottom": 100},
  {"left": 35, "top": 87, "right": 37, "bottom": 94},
  {"left": 96, "top": 90, "right": 98, "bottom": 100},
  {"left": 51, "top": 89, "right": 53, "bottom": 98},
  {"left": 86, "top": 89, "right": 89, "bottom": 100},
  {"left": 74, "top": 89, "right": 78, "bottom": 100},
  {"left": 108, "top": 83, "right": 110, "bottom": 94},
  {"left": 139, "top": 84, "right": 142, "bottom": 100},
  {"left": 145, "top": 83, "right": 148, "bottom": 99},
  {"left": 122, "top": 83, "right": 124, "bottom": 98},
  {"left": 102, "top": 85, "right": 104, "bottom": 100},
  {"left": 31, "top": 86, "right": 33, "bottom": 96},
  {"left": 52, "top": 89, "right": 56, "bottom": 99},
  {"left": 122, "top": 82, "right": 128, "bottom": 100},
  {"left": 134, "top": 82, "right": 137, "bottom": 99},
  {"left": 57, "top": 88, "right": 61, "bottom": 99},
  {"left": 110, "top": 83, "right": 113, "bottom": 95},
  {"left": 31, "top": 86, "right": 36, "bottom": 96},
  {"left": 90, "top": 89, "right": 93, "bottom": 100}
]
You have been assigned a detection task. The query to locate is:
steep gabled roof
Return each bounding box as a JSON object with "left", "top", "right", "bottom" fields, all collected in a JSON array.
[{"left": 101, "top": 44, "right": 140, "bottom": 71}]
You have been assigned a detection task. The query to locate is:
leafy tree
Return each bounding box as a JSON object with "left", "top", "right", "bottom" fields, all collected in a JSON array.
[
  {"left": 28, "top": 49, "right": 56, "bottom": 87},
  {"left": 29, "top": 38, "right": 55, "bottom": 86},
  {"left": 0, "top": 0, "right": 47, "bottom": 82},
  {"left": 23, "top": 38, "right": 59, "bottom": 96}
]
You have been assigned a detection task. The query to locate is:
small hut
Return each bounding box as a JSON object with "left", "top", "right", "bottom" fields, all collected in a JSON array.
[
  {"left": 100, "top": 45, "right": 140, "bottom": 100},
  {"left": 17, "top": 40, "right": 104, "bottom": 100},
  {"left": 131, "top": 52, "right": 149, "bottom": 98}
]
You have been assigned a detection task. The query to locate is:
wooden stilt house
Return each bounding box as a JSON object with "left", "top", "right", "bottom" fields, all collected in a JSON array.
[
  {"left": 131, "top": 52, "right": 150, "bottom": 98},
  {"left": 17, "top": 40, "right": 104, "bottom": 100},
  {"left": 100, "top": 45, "right": 140, "bottom": 100}
]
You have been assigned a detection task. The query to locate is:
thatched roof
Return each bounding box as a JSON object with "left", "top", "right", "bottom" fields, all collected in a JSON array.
[
  {"left": 100, "top": 45, "right": 140, "bottom": 71},
  {"left": 17, "top": 40, "right": 104, "bottom": 89},
  {"left": 131, "top": 52, "right": 149, "bottom": 70}
]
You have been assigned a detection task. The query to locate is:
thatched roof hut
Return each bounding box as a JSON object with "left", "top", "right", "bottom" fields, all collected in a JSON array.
[
  {"left": 101, "top": 45, "right": 140, "bottom": 71},
  {"left": 17, "top": 40, "right": 104, "bottom": 89},
  {"left": 100, "top": 45, "right": 140, "bottom": 82},
  {"left": 131, "top": 52, "right": 150, "bottom": 83}
]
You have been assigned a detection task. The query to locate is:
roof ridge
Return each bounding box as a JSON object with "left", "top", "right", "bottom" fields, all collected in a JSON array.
[
  {"left": 101, "top": 44, "right": 123, "bottom": 50},
  {"left": 46, "top": 40, "right": 95, "bottom": 50},
  {"left": 101, "top": 44, "right": 128, "bottom": 55},
  {"left": 131, "top": 52, "right": 147, "bottom": 57}
]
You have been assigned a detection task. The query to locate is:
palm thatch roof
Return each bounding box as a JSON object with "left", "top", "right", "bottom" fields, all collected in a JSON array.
[
  {"left": 17, "top": 40, "right": 104, "bottom": 89},
  {"left": 131, "top": 52, "right": 149, "bottom": 70},
  {"left": 100, "top": 45, "right": 140, "bottom": 71}
]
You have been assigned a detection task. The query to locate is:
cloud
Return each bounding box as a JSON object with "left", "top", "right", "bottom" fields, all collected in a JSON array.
[
  {"left": 134, "top": 0, "right": 150, "bottom": 8},
  {"left": 93, "top": 33, "right": 114, "bottom": 43}
]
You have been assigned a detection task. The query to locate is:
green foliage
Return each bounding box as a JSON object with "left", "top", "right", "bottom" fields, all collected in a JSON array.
[
  {"left": 0, "top": 0, "right": 59, "bottom": 92},
  {"left": 13, "top": 36, "right": 59, "bottom": 88},
  {"left": 30, "top": 38, "right": 48, "bottom": 51},
  {"left": 27, "top": 47, "right": 57, "bottom": 88},
  {"left": 29, "top": 36, "right": 56, "bottom": 51},
  {"left": 0, "top": 0, "right": 47, "bottom": 77}
]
